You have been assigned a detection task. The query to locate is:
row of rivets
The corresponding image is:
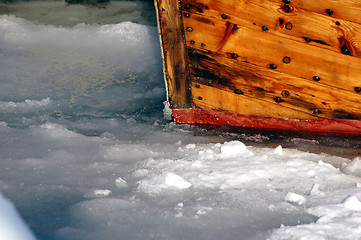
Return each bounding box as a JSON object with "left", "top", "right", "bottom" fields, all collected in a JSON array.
[
  {"left": 312, "top": 76, "right": 361, "bottom": 94},
  {"left": 189, "top": 40, "right": 205, "bottom": 47},
  {"left": 262, "top": 22, "right": 292, "bottom": 32}
]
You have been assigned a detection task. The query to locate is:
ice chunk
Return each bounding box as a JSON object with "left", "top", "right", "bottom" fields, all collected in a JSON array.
[
  {"left": 0, "top": 193, "right": 36, "bottom": 240},
  {"left": 94, "top": 189, "right": 112, "bottom": 196},
  {"left": 274, "top": 145, "right": 283, "bottom": 155},
  {"left": 220, "top": 141, "right": 250, "bottom": 158},
  {"left": 185, "top": 144, "right": 196, "bottom": 150},
  {"left": 165, "top": 172, "right": 192, "bottom": 189},
  {"left": 25, "top": 97, "right": 52, "bottom": 106},
  {"left": 285, "top": 192, "right": 306, "bottom": 206},
  {"left": 131, "top": 169, "right": 149, "bottom": 179},
  {"left": 84, "top": 189, "right": 112, "bottom": 198},
  {"left": 308, "top": 183, "right": 325, "bottom": 196},
  {"left": 115, "top": 177, "right": 128, "bottom": 188},
  {"left": 163, "top": 101, "right": 172, "bottom": 120},
  {"left": 342, "top": 157, "right": 361, "bottom": 177},
  {"left": 342, "top": 196, "right": 361, "bottom": 211}
]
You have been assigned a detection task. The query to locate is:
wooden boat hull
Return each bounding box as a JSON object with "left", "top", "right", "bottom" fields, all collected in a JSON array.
[{"left": 155, "top": 0, "right": 361, "bottom": 136}]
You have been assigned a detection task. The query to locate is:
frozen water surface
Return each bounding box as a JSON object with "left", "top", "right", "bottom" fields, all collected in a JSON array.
[{"left": 0, "top": 1, "right": 360, "bottom": 240}]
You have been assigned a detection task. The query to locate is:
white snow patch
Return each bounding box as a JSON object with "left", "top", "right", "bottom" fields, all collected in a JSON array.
[
  {"left": 270, "top": 195, "right": 361, "bottom": 240},
  {"left": 220, "top": 140, "right": 253, "bottom": 158},
  {"left": 165, "top": 172, "right": 192, "bottom": 189},
  {"left": 274, "top": 145, "right": 283, "bottom": 155},
  {"left": 0, "top": 98, "right": 52, "bottom": 112},
  {"left": 24, "top": 97, "right": 52, "bottom": 106},
  {"left": 84, "top": 189, "right": 112, "bottom": 198},
  {"left": 0, "top": 192, "right": 36, "bottom": 240},
  {"left": 343, "top": 157, "right": 361, "bottom": 177},
  {"left": 137, "top": 141, "right": 355, "bottom": 195}
]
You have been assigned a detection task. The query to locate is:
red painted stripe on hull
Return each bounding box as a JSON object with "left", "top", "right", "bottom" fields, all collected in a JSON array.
[{"left": 172, "top": 108, "right": 361, "bottom": 136}]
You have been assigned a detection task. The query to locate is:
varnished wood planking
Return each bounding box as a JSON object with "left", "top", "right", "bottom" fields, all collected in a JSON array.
[
  {"left": 191, "top": 82, "right": 318, "bottom": 120},
  {"left": 182, "top": 13, "right": 361, "bottom": 93},
  {"left": 181, "top": 0, "right": 361, "bottom": 57},
  {"left": 188, "top": 49, "right": 361, "bottom": 120},
  {"left": 156, "top": 0, "right": 191, "bottom": 108},
  {"left": 269, "top": 0, "right": 361, "bottom": 25}
]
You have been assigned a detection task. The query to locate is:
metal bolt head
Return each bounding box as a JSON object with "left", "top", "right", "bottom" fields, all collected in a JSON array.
[
  {"left": 274, "top": 97, "right": 283, "bottom": 103},
  {"left": 221, "top": 14, "right": 228, "bottom": 19},
  {"left": 283, "top": 0, "right": 291, "bottom": 4},
  {"left": 269, "top": 64, "right": 277, "bottom": 69},
  {"left": 285, "top": 22, "right": 293, "bottom": 30},
  {"left": 281, "top": 90, "right": 290, "bottom": 97},
  {"left": 184, "top": 13, "right": 190, "bottom": 18},
  {"left": 230, "top": 53, "right": 238, "bottom": 59},
  {"left": 340, "top": 44, "right": 351, "bottom": 55},
  {"left": 234, "top": 89, "right": 244, "bottom": 95},
  {"left": 283, "top": 56, "right": 291, "bottom": 64},
  {"left": 325, "top": 9, "right": 333, "bottom": 16},
  {"left": 282, "top": 5, "right": 291, "bottom": 13},
  {"left": 311, "top": 108, "right": 322, "bottom": 114},
  {"left": 262, "top": 26, "right": 269, "bottom": 32},
  {"left": 186, "top": 27, "right": 193, "bottom": 32},
  {"left": 355, "top": 87, "right": 361, "bottom": 93},
  {"left": 313, "top": 76, "right": 320, "bottom": 81}
]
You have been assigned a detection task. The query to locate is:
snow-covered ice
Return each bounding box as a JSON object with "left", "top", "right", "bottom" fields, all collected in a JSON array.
[
  {"left": 0, "top": 193, "right": 36, "bottom": 240},
  {"left": 0, "top": 1, "right": 360, "bottom": 240}
]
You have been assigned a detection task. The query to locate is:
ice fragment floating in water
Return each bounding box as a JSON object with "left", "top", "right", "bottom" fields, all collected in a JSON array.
[
  {"left": 115, "top": 177, "right": 128, "bottom": 188},
  {"left": 285, "top": 192, "right": 306, "bottom": 206},
  {"left": 165, "top": 172, "right": 192, "bottom": 189}
]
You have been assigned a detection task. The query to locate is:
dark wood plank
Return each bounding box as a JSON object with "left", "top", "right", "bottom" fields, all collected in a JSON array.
[
  {"left": 188, "top": 49, "right": 361, "bottom": 120},
  {"left": 156, "top": 0, "right": 191, "bottom": 108}
]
